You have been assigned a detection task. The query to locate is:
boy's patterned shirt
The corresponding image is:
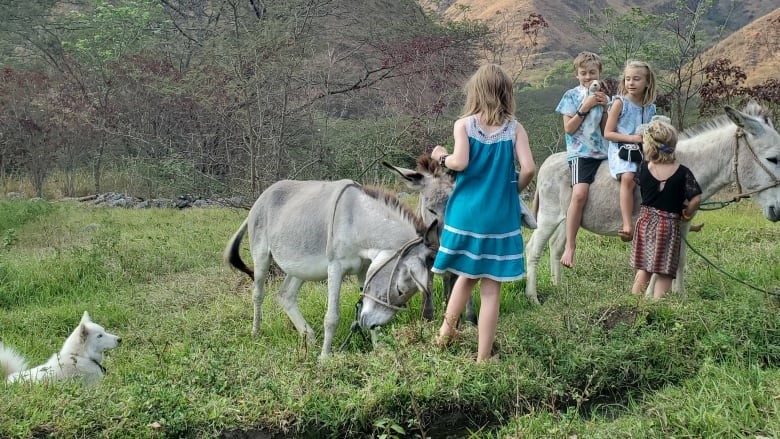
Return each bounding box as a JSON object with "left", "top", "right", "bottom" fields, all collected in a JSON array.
[{"left": 555, "top": 85, "right": 607, "bottom": 160}]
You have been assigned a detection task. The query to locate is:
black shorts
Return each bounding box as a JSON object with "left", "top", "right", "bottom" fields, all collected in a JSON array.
[{"left": 568, "top": 157, "right": 603, "bottom": 186}]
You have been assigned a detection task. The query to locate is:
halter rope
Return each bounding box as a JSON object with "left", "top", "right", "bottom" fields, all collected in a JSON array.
[
  {"left": 684, "top": 234, "right": 779, "bottom": 297},
  {"left": 731, "top": 127, "right": 780, "bottom": 201},
  {"left": 360, "top": 236, "right": 424, "bottom": 312},
  {"left": 683, "top": 127, "right": 780, "bottom": 298},
  {"left": 329, "top": 183, "right": 426, "bottom": 350}
]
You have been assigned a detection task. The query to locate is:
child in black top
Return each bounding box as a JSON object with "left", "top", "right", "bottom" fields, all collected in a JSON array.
[{"left": 630, "top": 119, "right": 702, "bottom": 299}]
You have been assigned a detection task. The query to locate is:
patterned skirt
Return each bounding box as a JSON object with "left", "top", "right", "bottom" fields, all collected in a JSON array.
[{"left": 630, "top": 205, "right": 682, "bottom": 277}]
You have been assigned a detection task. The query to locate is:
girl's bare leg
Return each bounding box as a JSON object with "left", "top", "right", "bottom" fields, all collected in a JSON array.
[
  {"left": 619, "top": 172, "right": 635, "bottom": 240},
  {"left": 631, "top": 270, "right": 651, "bottom": 297},
  {"left": 653, "top": 275, "right": 673, "bottom": 299},
  {"left": 438, "top": 276, "right": 477, "bottom": 339},
  {"left": 476, "top": 278, "right": 500, "bottom": 363}
]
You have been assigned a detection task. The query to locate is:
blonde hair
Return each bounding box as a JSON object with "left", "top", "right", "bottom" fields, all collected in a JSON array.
[
  {"left": 619, "top": 60, "right": 657, "bottom": 106},
  {"left": 573, "top": 51, "right": 603, "bottom": 73},
  {"left": 643, "top": 119, "right": 678, "bottom": 164},
  {"left": 461, "top": 64, "right": 515, "bottom": 126}
]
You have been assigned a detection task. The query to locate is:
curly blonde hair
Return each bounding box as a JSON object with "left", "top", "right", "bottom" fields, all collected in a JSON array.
[
  {"left": 643, "top": 119, "right": 678, "bottom": 164},
  {"left": 461, "top": 64, "right": 516, "bottom": 126}
]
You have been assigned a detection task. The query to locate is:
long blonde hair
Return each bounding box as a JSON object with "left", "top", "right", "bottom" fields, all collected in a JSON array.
[
  {"left": 461, "top": 64, "right": 515, "bottom": 126},
  {"left": 618, "top": 60, "right": 657, "bottom": 106}
]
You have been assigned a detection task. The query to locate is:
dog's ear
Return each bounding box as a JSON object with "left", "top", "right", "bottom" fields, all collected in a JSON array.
[
  {"left": 79, "top": 311, "right": 91, "bottom": 343},
  {"left": 80, "top": 321, "right": 90, "bottom": 344}
]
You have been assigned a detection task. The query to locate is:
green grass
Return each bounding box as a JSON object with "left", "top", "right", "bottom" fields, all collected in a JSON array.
[{"left": 0, "top": 200, "right": 777, "bottom": 438}]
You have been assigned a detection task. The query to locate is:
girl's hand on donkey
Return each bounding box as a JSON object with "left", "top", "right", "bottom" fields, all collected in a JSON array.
[{"left": 431, "top": 145, "right": 448, "bottom": 161}]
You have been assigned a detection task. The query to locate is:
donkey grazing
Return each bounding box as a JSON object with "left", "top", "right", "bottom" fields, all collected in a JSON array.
[
  {"left": 382, "top": 158, "right": 475, "bottom": 324},
  {"left": 385, "top": 156, "right": 539, "bottom": 323},
  {"left": 224, "top": 179, "right": 439, "bottom": 358},
  {"left": 525, "top": 101, "right": 780, "bottom": 303}
]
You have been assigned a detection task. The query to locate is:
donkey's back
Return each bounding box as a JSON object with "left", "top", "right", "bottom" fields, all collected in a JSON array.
[{"left": 246, "top": 179, "right": 357, "bottom": 277}]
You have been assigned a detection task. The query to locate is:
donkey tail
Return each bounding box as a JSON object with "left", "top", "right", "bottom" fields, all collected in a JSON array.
[
  {"left": 224, "top": 220, "right": 254, "bottom": 279},
  {"left": 0, "top": 343, "right": 28, "bottom": 379}
]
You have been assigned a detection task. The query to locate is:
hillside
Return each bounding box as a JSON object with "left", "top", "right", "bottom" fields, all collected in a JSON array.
[
  {"left": 419, "top": 1, "right": 778, "bottom": 83},
  {"left": 701, "top": 7, "right": 780, "bottom": 86}
]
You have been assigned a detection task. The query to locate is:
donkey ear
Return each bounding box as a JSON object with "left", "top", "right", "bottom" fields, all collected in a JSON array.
[
  {"left": 382, "top": 161, "right": 425, "bottom": 190},
  {"left": 423, "top": 219, "right": 440, "bottom": 249},
  {"left": 725, "top": 106, "right": 765, "bottom": 136},
  {"left": 81, "top": 311, "right": 91, "bottom": 323}
]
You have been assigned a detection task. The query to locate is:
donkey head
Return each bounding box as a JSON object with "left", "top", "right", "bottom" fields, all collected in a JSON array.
[
  {"left": 358, "top": 219, "right": 439, "bottom": 329},
  {"left": 725, "top": 101, "right": 780, "bottom": 221},
  {"left": 382, "top": 156, "right": 453, "bottom": 232}
]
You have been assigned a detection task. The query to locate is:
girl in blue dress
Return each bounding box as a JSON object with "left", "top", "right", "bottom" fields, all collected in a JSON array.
[
  {"left": 430, "top": 64, "right": 536, "bottom": 363},
  {"left": 605, "top": 60, "right": 658, "bottom": 241}
]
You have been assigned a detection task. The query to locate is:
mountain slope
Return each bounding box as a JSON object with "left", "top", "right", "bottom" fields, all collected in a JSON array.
[
  {"left": 419, "top": 1, "right": 778, "bottom": 84},
  {"left": 700, "top": 7, "right": 780, "bottom": 86}
]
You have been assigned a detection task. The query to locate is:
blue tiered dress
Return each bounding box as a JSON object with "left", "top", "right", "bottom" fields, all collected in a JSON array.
[{"left": 432, "top": 115, "right": 525, "bottom": 281}]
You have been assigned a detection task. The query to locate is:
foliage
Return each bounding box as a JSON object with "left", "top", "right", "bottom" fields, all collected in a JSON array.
[
  {"left": 472, "top": 11, "right": 549, "bottom": 85},
  {"left": 700, "top": 59, "right": 780, "bottom": 117},
  {"left": 0, "top": 0, "right": 485, "bottom": 199},
  {"left": 516, "top": 84, "right": 569, "bottom": 161},
  {"left": 60, "top": 0, "right": 165, "bottom": 65},
  {"left": 0, "top": 200, "right": 777, "bottom": 437},
  {"left": 576, "top": 7, "right": 664, "bottom": 75},
  {"left": 576, "top": 0, "right": 731, "bottom": 129},
  {"left": 1, "top": 2, "right": 777, "bottom": 199},
  {"left": 0, "top": 199, "right": 54, "bottom": 232},
  {"left": 620, "top": 0, "right": 780, "bottom": 128}
]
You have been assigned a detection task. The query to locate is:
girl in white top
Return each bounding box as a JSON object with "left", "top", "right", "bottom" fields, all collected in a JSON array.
[{"left": 604, "top": 60, "right": 658, "bottom": 241}]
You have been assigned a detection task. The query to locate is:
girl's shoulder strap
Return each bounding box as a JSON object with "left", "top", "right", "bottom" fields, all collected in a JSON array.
[
  {"left": 465, "top": 114, "right": 479, "bottom": 137},
  {"left": 610, "top": 95, "right": 625, "bottom": 110},
  {"left": 505, "top": 117, "right": 518, "bottom": 136},
  {"left": 610, "top": 95, "right": 627, "bottom": 117}
]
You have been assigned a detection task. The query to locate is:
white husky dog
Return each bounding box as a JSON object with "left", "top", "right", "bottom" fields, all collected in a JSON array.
[{"left": 0, "top": 311, "right": 121, "bottom": 385}]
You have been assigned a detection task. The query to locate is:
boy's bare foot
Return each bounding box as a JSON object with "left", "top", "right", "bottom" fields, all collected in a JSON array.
[{"left": 560, "top": 247, "right": 575, "bottom": 268}]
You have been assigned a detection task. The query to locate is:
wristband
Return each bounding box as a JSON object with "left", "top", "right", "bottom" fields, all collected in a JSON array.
[
  {"left": 576, "top": 110, "right": 589, "bottom": 118},
  {"left": 439, "top": 153, "right": 450, "bottom": 168}
]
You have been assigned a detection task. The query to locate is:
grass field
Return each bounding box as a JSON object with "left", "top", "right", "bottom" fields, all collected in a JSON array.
[{"left": 0, "top": 199, "right": 777, "bottom": 438}]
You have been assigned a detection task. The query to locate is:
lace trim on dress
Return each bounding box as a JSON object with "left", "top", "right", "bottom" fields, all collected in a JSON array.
[{"left": 467, "top": 115, "right": 516, "bottom": 144}]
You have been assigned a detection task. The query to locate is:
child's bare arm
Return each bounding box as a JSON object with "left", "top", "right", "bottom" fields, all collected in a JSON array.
[
  {"left": 514, "top": 124, "right": 536, "bottom": 192},
  {"left": 683, "top": 194, "right": 702, "bottom": 220},
  {"left": 432, "top": 118, "right": 470, "bottom": 172},
  {"left": 563, "top": 94, "right": 602, "bottom": 134}
]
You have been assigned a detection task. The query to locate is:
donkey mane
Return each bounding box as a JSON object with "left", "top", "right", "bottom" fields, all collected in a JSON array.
[
  {"left": 680, "top": 101, "right": 771, "bottom": 140},
  {"left": 362, "top": 185, "right": 427, "bottom": 234},
  {"left": 679, "top": 114, "right": 733, "bottom": 140}
]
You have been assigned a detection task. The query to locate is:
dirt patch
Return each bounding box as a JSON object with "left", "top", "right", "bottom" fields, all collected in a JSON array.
[{"left": 591, "top": 304, "right": 640, "bottom": 331}]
